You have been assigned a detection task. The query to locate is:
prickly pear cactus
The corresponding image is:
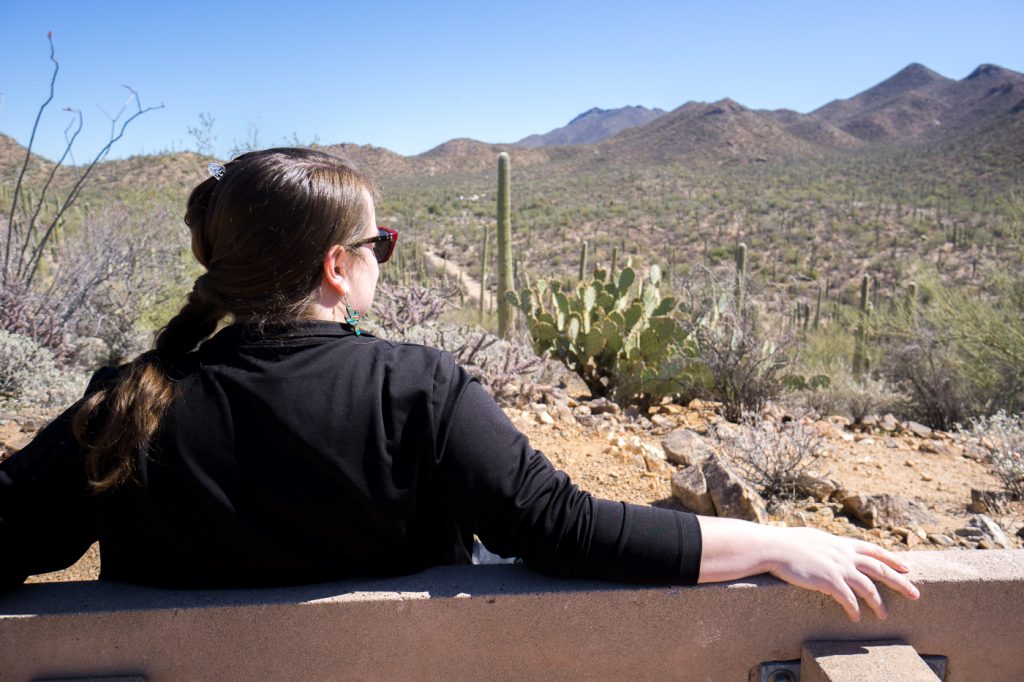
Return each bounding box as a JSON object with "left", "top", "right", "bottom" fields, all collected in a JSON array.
[{"left": 507, "top": 265, "right": 694, "bottom": 406}]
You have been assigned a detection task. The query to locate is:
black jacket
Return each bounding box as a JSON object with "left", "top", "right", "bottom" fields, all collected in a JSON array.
[{"left": 0, "top": 321, "right": 701, "bottom": 591}]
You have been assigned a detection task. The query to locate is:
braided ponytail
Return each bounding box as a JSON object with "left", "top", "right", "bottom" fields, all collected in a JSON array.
[{"left": 73, "top": 279, "right": 226, "bottom": 491}]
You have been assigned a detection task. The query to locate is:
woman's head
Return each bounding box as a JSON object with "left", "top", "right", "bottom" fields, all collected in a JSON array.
[
  {"left": 184, "top": 147, "right": 379, "bottom": 323},
  {"left": 74, "top": 148, "right": 384, "bottom": 491}
]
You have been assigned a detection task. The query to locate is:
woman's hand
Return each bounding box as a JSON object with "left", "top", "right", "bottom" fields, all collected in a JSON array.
[{"left": 697, "top": 517, "right": 921, "bottom": 622}]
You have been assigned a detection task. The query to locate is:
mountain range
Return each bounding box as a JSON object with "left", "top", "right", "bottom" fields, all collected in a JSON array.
[
  {"left": 2, "top": 62, "right": 1022, "bottom": 183},
  {"left": 516, "top": 106, "right": 666, "bottom": 147}
]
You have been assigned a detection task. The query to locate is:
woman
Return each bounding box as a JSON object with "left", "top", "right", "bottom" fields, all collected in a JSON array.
[{"left": 0, "top": 148, "right": 918, "bottom": 621}]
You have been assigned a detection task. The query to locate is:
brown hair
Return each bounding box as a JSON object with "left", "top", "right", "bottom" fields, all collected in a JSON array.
[{"left": 73, "top": 148, "right": 376, "bottom": 490}]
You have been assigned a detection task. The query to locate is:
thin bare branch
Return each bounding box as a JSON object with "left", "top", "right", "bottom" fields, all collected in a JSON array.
[{"left": 3, "top": 32, "right": 58, "bottom": 284}]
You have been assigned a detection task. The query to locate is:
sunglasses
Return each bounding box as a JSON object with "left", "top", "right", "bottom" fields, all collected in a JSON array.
[{"left": 350, "top": 226, "right": 399, "bottom": 264}]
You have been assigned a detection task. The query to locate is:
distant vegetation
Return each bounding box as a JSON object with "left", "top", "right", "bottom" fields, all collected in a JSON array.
[{"left": 2, "top": 61, "right": 1023, "bottom": 443}]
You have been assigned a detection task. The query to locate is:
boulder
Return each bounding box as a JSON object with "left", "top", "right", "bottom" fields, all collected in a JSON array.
[
  {"left": 927, "top": 533, "right": 956, "bottom": 547},
  {"left": 905, "top": 421, "right": 933, "bottom": 438},
  {"left": 879, "top": 414, "right": 900, "bottom": 432},
  {"left": 587, "top": 398, "right": 620, "bottom": 415},
  {"left": 795, "top": 472, "right": 841, "bottom": 502},
  {"left": 650, "top": 414, "right": 674, "bottom": 430},
  {"left": 701, "top": 454, "right": 768, "bottom": 523},
  {"left": 840, "top": 493, "right": 939, "bottom": 529},
  {"left": 660, "top": 428, "right": 710, "bottom": 467},
  {"left": 955, "top": 514, "right": 1012, "bottom": 549},
  {"left": 670, "top": 466, "right": 715, "bottom": 516}
]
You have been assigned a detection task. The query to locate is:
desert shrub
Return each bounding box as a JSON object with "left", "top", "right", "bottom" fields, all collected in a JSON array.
[
  {"left": 0, "top": 330, "right": 86, "bottom": 411},
  {"left": 678, "top": 266, "right": 794, "bottom": 422},
  {"left": 0, "top": 283, "right": 76, "bottom": 362},
  {"left": 370, "top": 282, "right": 459, "bottom": 336},
  {"left": 874, "top": 270, "right": 1024, "bottom": 428},
  {"left": 48, "top": 205, "right": 190, "bottom": 364},
  {"left": 1, "top": 203, "right": 189, "bottom": 367},
  {"left": 711, "top": 413, "right": 826, "bottom": 504},
  {"left": 368, "top": 284, "right": 557, "bottom": 406},
  {"left": 959, "top": 411, "right": 1024, "bottom": 500},
  {"left": 786, "top": 356, "right": 907, "bottom": 422}
]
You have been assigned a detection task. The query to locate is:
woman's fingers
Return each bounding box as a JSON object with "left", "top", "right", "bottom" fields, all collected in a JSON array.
[
  {"left": 825, "top": 578, "right": 862, "bottom": 622},
  {"left": 855, "top": 541, "right": 912, "bottom": 574},
  {"left": 845, "top": 571, "right": 887, "bottom": 620},
  {"left": 858, "top": 557, "right": 921, "bottom": 601}
]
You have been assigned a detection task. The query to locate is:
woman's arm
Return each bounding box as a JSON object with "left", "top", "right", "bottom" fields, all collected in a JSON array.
[
  {"left": 697, "top": 516, "right": 920, "bottom": 621},
  {"left": 0, "top": 403, "right": 99, "bottom": 591}
]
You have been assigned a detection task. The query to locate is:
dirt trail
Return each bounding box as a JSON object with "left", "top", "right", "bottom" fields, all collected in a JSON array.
[{"left": 423, "top": 249, "right": 496, "bottom": 311}]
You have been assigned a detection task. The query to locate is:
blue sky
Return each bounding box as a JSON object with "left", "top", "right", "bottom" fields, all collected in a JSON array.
[{"left": 2, "top": 1, "right": 1022, "bottom": 162}]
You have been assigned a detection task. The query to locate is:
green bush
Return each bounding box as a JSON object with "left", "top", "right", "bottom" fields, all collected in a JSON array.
[
  {"left": 874, "top": 270, "right": 1024, "bottom": 428},
  {"left": 0, "top": 330, "right": 86, "bottom": 412}
]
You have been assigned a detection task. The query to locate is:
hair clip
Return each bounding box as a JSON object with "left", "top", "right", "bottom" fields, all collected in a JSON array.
[{"left": 208, "top": 162, "right": 226, "bottom": 180}]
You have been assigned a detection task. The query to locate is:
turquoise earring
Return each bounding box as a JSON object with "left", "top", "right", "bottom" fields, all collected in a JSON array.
[{"left": 344, "top": 302, "right": 362, "bottom": 336}]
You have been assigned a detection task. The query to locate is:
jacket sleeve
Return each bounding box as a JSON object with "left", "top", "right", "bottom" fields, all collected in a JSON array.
[
  {"left": 431, "top": 360, "right": 702, "bottom": 585},
  {"left": 0, "top": 372, "right": 110, "bottom": 592}
]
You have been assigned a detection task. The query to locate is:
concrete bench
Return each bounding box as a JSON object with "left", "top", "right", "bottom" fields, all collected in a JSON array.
[{"left": 1, "top": 549, "right": 1021, "bottom": 680}]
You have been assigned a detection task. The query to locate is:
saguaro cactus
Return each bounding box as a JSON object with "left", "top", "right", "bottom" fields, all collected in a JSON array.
[
  {"left": 852, "top": 274, "right": 870, "bottom": 378},
  {"left": 578, "top": 241, "right": 589, "bottom": 282},
  {"left": 813, "top": 285, "right": 822, "bottom": 331},
  {"left": 479, "top": 224, "right": 489, "bottom": 322},
  {"left": 497, "top": 152, "right": 513, "bottom": 338},
  {"left": 734, "top": 242, "right": 748, "bottom": 313}
]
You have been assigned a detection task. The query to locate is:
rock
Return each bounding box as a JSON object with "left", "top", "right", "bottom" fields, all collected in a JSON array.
[
  {"left": 954, "top": 514, "right": 1012, "bottom": 549},
  {"left": 814, "top": 421, "right": 843, "bottom": 439},
  {"left": 639, "top": 442, "right": 665, "bottom": 461},
  {"left": 879, "top": 414, "right": 900, "bottom": 432},
  {"left": 859, "top": 415, "right": 879, "bottom": 429},
  {"left": 588, "top": 398, "right": 620, "bottom": 415},
  {"left": 918, "top": 440, "right": 956, "bottom": 456},
  {"left": 671, "top": 466, "right": 715, "bottom": 516},
  {"left": 575, "top": 404, "right": 592, "bottom": 416},
  {"left": 905, "top": 421, "right": 933, "bottom": 438},
  {"left": 538, "top": 410, "right": 555, "bottom": 425},
  {"left": 650, "top": 414, "right": 674, "bottom": 430},
  {"left": 701, "top": 454, "right": 768, "bottom": 523},
  {"left": 0, "top": 423, "right": 34, "bottom": 454},
  {"left": 660, "top": 428, "right": 711, "bottom": 467},
  {"left": 795, "top": 472, "right": 840, "bottom": 502},
  {"left": 886, "top": 439, "right": 899, "bottom": 449},
  {"left": 840, "top": 493, "right": 940, "bottom": 529},
  {"left": 928, "top": 533, "right": 956, "bottom": 547},
  {"left": 1017, "top": 527, "right": 1024, "bottom": 541},
  {"left": 968, "top": 488, "right": 1010, "bottom": 514},
  {"left": 550, "top": 403, "right": 575, "bottom": 423}
]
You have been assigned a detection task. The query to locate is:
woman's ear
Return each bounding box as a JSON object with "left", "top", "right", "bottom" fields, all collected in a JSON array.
[{"left": 322, "top": 244, "right": 350, "bottom": 298}]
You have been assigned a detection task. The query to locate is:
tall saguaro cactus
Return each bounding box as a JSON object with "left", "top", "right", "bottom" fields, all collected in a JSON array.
[
  {"left": 496, "top": 152, "right": 514, "bottom": 338},
  {"left": 734, "top": 242, "right": 748, "bottom": 313},
  {"left": 479, "top": 224, "right": 489, "bottom": 322},
  {"left": 852, "top": 274, "right": 870, "bottom": 378}
]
